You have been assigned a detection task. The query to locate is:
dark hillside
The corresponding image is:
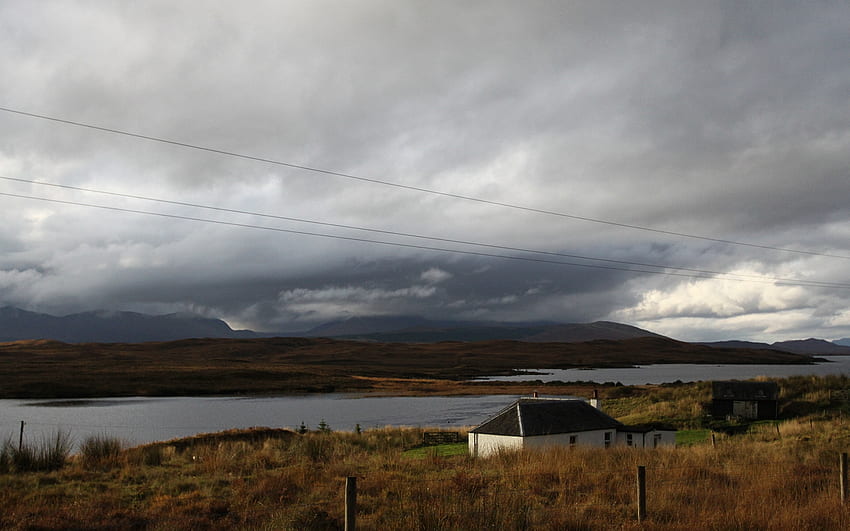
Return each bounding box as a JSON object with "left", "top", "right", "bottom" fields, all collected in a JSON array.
[
  {"left": 332, "top": 320, "right": 663, "bottom": 343},
  {"left": 0, "top": 335, "right": 817, "bottom": 398},
  {"left": 0, "top": 307, "right": 257, "bottom": 343}
]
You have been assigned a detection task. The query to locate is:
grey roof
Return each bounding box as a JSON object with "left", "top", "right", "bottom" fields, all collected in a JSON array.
[
  {"left": 712, "top": 381, "right": 779, "bottom": 401},
  {"left": 471, "top": 398, "right": 623, "bottom": 436}
]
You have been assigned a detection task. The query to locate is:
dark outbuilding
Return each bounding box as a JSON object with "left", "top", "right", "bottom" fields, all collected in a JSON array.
[{"left": 710, "top": 381, "right": 779, "bottom": 420}]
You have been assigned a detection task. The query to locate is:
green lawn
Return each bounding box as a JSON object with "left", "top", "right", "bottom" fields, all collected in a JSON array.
[
  {"left": 403, "top": 442, "right": 469, "bottom": 458},
  {"left": 676, "top": 429, "right": 709, "bottom": 445}
]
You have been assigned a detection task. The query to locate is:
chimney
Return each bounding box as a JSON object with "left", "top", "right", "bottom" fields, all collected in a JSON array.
[{"left": 589, "top": 389, "right": 602, "bottom": 410}]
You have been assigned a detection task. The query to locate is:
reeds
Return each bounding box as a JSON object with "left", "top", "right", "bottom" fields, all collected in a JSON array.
[
  {"left": 0, "top": 430, "right": 72, "bottom": 473},
  {"left": 78, "top": 434, "right": 124, "bottom": 469}
]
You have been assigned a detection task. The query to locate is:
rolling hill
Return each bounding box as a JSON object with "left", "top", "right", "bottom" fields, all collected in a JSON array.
[
  {"left": 2, "top": 307, "right": 848, "bottom": 355},
  {"left": 700, "top": 338, "right": 850, "bottom": 356},
  {"left": 0, "top": 306, "right": 257, "bottom": 343}
]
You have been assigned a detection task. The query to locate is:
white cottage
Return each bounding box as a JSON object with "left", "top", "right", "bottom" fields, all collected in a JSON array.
[{"left": 469, "top": 397, "right": 675, "bottom": 457}]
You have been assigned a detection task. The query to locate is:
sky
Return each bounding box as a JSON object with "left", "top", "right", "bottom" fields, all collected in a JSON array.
[{"left": 1, "top": 1, "right": 849, "bottom": 342}]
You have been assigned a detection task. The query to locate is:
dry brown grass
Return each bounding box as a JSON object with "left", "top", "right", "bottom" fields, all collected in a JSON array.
[
  {"left": 2, "top": 420, "right": 850, "bottom": 530},
  {"left": 4, "top": 376, "right": 850, "bottom": 529}
]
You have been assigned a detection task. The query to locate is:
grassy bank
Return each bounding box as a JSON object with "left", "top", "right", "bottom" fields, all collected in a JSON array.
[
  {"left": 3, "top": 376, "right": 850, "bottom": 529},
  {"left": 2, "top": 421, "right": 850, "bottom": 529}
]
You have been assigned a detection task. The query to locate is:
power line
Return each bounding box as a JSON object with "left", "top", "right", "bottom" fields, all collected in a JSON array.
[
  {"left": 1, "top": 105, "right": 847, "bottom": 261},
  {"left": 2, "top": 190, "right": 849, "bottom": 289},
  {"left": 1, "top": 174, "right": 843, "bottom": 287}
]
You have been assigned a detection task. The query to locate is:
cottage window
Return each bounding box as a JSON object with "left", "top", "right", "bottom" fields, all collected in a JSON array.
[
  {"left": 604, "top": 431, "right": 612, "bottom": 448},
  {"left": 653, "top": 433, "right": 663, "bottom": 448},
  {"left": 569, "top": 435, "right": 577, "bottom": 447},
  {"left": 626, "top": 433, "right": 633, "bottom": 447}
]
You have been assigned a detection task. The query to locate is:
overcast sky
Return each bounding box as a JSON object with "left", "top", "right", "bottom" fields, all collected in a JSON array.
[{"left": 1, "top": 1, "right": 849, "bottom": 342}]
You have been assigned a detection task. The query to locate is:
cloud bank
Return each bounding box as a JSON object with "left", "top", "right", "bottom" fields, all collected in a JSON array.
[{"left": 1, "top": 1, "right": 849, "bottom": 341}]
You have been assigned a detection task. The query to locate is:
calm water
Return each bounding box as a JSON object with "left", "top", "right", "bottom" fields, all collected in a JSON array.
[
  {"left": 480, "top": 356, "right": 850, "bottom": 385},
  {"left": 3, "top": 357, "right": 849, "bottom": 449},
  {"left": 0, "top": 394, "right": 513, "bottom": 450}
]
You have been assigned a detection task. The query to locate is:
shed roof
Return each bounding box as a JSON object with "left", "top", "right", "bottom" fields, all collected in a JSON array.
[
  {"left": 712, "top": 381, "right": 779, "bottom": 401},
  {"left": 471, "top": 398, "right": 623, "bottom": 436}
]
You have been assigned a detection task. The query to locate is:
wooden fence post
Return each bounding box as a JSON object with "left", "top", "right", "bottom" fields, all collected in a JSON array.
[
  {"left": 18, "top": 421, "right": 25, "bottom": 451},
  {"left": 637, "top": 465, "right": 647, "bottom": 522},
  {"left": 345, "top": 476, "right": 357, "bottom": 531},
  {"left": 841, "top": 453, "right": 848, "bottom": 504}
]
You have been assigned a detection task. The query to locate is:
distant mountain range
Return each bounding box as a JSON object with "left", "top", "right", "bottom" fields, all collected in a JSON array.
[
  {"left": 699, "top": 338, "right": 850, "bottom": 356},
  {"left": 1, "top": 306, "right": 849, "bottom": 355},
  {"left": 316, "top": 318, "right": 667, "bottom": 344},
  {"left": 0, "top": 307, "right": 258, "bottom": 344}
]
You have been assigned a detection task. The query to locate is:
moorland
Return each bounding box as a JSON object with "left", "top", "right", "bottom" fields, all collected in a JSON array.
[
  {"left": 2, "top": 375, "right": 850, "bottom": 529},
  {"left": 0, "top": 335, "right": 819, "bottom": 398}
]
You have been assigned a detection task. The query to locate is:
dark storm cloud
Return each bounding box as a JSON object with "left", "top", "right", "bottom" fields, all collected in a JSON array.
[
  {"left": 1, "top": 1, "right": 850, "bottom": 341},
  {"left": 258, "top": 255, "right": 646, "bottom": 330}
]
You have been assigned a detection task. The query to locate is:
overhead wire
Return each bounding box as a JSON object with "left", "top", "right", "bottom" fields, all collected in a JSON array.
[
  {"left": 1, "top": 105, "right": 848, "bottom": 261},
  {"left": 2, "top": 174, "right": 836, "bottom": 286},
  {"left": 2, "top": 190, "right": 849, "bottom": 289}
]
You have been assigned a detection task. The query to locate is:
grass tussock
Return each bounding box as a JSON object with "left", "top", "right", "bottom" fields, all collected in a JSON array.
[
  {"left": 79, "top": 434, "right": 124, "bottom": 470},
  {"left": 0, "top": 431, "right": 72, "bottom": 473}
]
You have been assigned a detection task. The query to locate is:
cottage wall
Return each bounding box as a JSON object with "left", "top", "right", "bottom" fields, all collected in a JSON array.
[
  {"left": 652, "top": 430, "right": 677, "bottom": 447},
  {"left": 617, "top": 430, "right": 676, "bottom": 448},
  {"left": 470, "top": 429, "right": 617, "bottom": 457},
  {"left": 469, "top": 433, "right": 523, "bottom": 457},
  {"left": 522, "top": 429, "right": 614, "bottom": 451},
  {"left": 617, "top": 431, "right": 638, "bottom": 447}
]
